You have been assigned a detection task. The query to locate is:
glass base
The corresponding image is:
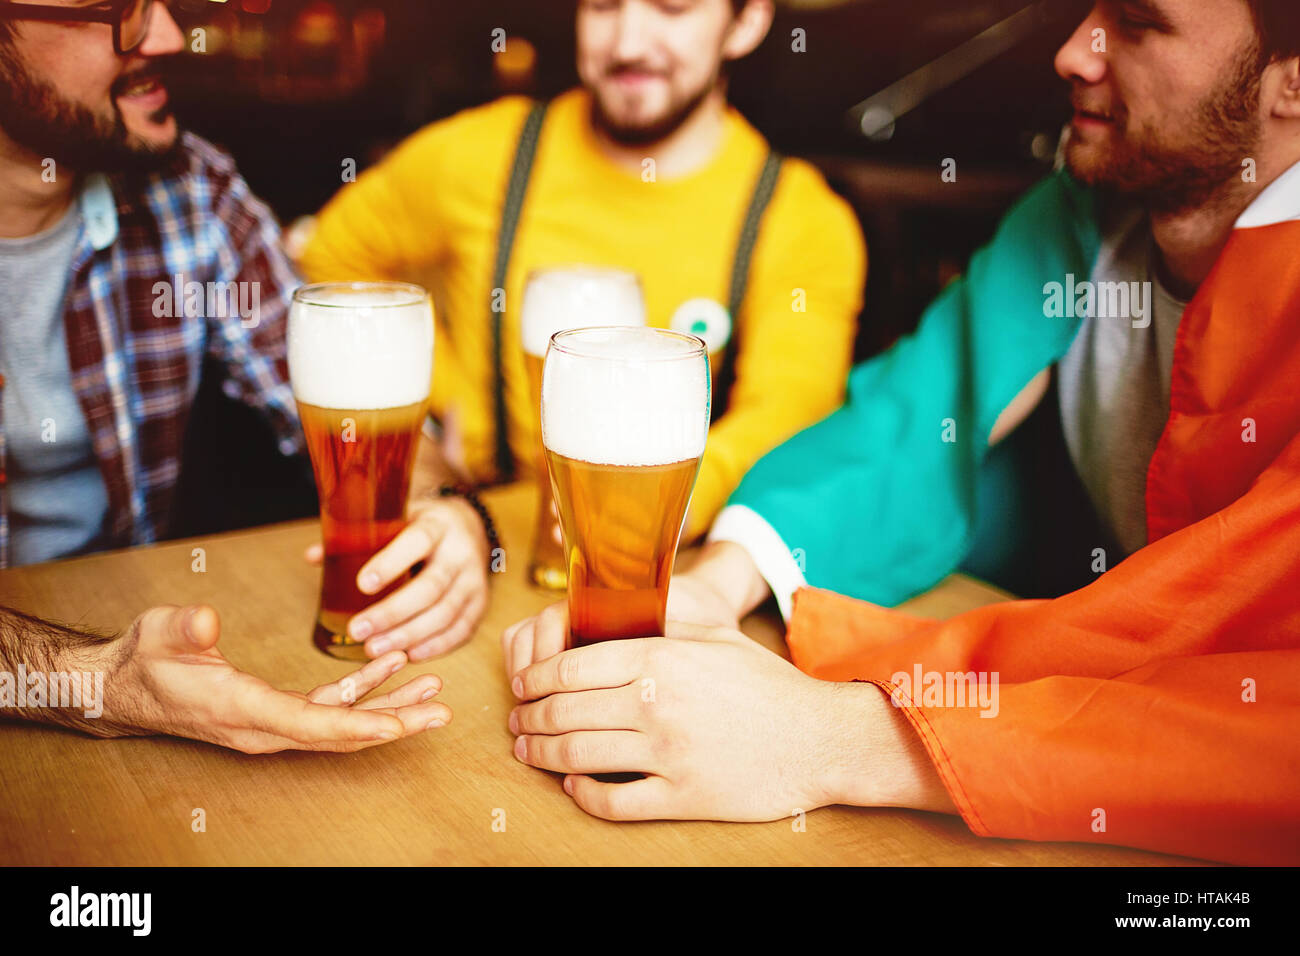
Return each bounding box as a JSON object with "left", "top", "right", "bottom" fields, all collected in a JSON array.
[
  {"left": 313, "top": 611, "right": 369, "bottom": 661},
  {"left": 528, "top": 560, "right": 568, "bottom": 591}
]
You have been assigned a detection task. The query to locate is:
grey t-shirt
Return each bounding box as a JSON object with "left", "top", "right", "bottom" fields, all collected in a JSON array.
[
  {"left": 1058, "top": 213, "right": 1188, "bottom": 557},
  {"left": 0, "top": 202, "right": 110, "bottom": 565}
]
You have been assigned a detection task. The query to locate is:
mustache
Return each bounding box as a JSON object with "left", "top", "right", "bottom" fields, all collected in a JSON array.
[
  {"left": 604, "top": 62, "right": 669, "bottom": 79},
  {"left": 1071, "top": 86, "right": 1124, "bottom": 121},
  {"left": 110, "top": 57, "right": 175, "bottom": 97}
]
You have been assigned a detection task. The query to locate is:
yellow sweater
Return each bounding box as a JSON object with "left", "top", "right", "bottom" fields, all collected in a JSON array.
[{"left": 298, "top": 88, "right": 865, "bottom": 539}]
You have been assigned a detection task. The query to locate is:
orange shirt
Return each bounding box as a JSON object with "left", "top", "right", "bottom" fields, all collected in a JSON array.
[{"left": 786, "top": 217, "right": 1300, "bottom": 866}]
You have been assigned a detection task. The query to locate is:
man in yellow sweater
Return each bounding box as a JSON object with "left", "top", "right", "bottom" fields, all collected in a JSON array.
[{"left": 299, "top": 0, "right": 865, "bottom": 551}]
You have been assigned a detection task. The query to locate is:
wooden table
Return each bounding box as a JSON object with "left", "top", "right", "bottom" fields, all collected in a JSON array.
[{"left": 0, "top": 484, "right": 1200, "bottom": 866}]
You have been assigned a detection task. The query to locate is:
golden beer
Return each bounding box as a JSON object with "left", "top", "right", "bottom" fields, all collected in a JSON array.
[
  {"left": 525, "top": 352, "right": 567, "bottom": 589},
  {"left": 298, "top": 399, "right": 426, "bottom": 654},
  {"left": 547, "top": 449, "right": 700, "bottom": 645},
  {"left": 288, "top": 282, "right": 434, "bottom": 659},
  {"left": 520, "top": 267, "right": 645, "bottom": 590},
  {"left": 541, "top": 326, "right": 709, "bottom": 648}
]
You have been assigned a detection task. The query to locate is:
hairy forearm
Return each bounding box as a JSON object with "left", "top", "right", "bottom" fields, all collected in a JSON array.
[{"left": 0, "top": 605, "right": 125, "bottom": 735}]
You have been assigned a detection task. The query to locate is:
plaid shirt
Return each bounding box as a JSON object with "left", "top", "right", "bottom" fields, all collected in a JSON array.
[{"left": 0, "top": 132, "right": 304, "bottom": 569}]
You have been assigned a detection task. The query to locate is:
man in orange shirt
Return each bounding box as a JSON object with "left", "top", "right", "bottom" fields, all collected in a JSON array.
[{"left": 502, "top": 0, "right": 1300, "bottom": 865}]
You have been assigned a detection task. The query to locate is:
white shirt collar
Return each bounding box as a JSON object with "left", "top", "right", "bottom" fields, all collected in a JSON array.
[
  {"left": 1235, "top": 158, "right": 1300, "bottom": 229},
  {"left": 78, "top": 173, "right": 119, "bottom": 251}
]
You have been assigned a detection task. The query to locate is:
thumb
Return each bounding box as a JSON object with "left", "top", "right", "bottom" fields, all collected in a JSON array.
[
  {"left": 184, "top": 605, "right": 222, "bottom": 652},
  {"left": 304, "top": 542, "right": 324, "bottom": 565},
  {"left": 147, "top": 604, "right": 222, "bottom": 655}
]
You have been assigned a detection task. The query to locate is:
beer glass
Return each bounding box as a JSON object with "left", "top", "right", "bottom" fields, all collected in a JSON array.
[
  {"left": 521, "top": 267, "right": 646, "bottom": 591},
  {"left": 288, "top": 282, "right": 434, "bottom": 658},
  {"left": 541, "top": 327, "right": 709, "bottom": 647}
]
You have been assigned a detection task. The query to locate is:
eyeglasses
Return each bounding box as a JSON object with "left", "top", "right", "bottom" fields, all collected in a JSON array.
[{"left": 0, "top": 0, "right": 156, "bottom": 55}]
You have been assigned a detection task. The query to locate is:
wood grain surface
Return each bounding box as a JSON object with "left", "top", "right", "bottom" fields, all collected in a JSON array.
[{"left": 0, "top": 483, "right": 1202, "bottom": 866}]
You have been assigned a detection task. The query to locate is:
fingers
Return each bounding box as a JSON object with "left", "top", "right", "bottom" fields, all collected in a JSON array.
[
  {"left": 186, "top": 605, "right": 222, "bottom": 652},
  {"left": 512, "top": 638, "right": 645, "bottom": 702},
  {"left": 503, "top": 601, "right": 568, "bottom": 681},
  {"left": 236, "top": 676, "right": 457, "bottom": 752},
  {"left": 513, "top": 730, "right": 658, "bottom": 776},
  {"left": 563, "top": 774, "right": 675, "bottom": 821},
  {"left": 227, "top": 689, "right": 452, "bottom": 754},
  {"left": 349, "top": 563, "right": 460, "bottom": 650},
  {"left": 531, "top": 602, "right": 569, "bottom": 667},
  {"left": 303, "top": 542, "right": 323, "bottom": 566},
  {"left": 238, "top": 684, "right": 408, "bottom": 747},
  {"left": 356, "top": 517, "right": 447, "bottom": 596},
  {"left": 355, "top": 672, "right": 442, "bottom": 710},
  {"left": 502, "top": 618, "right": 534, "bottom": 682},
  {"left": 358, "top": 569, "right": 479, "bottom": 657},
  {"left": 406, "top": 590, "right": 486, "bottom": 661},
  {"left": 510, "top": 687, "right": 639, "bottom": 736},
  {"left": 306, "top": 650, "right": 408, "bottom": 705},
  {"left": 135, "top": 607, "right": 452, "bottom": 755},
  {"left": 312, "top": 669, "right": 452, "bottom": 738},
  {"left": 142, "top": 604, "right": 221, "bottom": 656},
  {"left": 355, "top": 698, "right": 453, "bottom": 736},
  {"left": 303, "top": 651, "right": 449, "bottom": 726}
]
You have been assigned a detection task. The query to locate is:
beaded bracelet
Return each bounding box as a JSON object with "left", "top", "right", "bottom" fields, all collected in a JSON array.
[{"left": 434, "top": 484, "right": 501, "bottom": 570}]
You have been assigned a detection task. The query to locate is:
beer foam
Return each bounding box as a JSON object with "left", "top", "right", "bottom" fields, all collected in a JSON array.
[
  {"left": 541, "top": 327, "right": 709, "bottom": 466},
  {"left": 521, "top": 268, "right": 645, "bottom": 357},
  {"left": 288, "top": 285, "right": 434, "bottom": 409}
]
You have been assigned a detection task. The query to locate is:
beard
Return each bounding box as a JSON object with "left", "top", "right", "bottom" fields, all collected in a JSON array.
[
  {"left": 0, "top": 44, "right": 179, "bottom": 174},
  {"left": 589, "top": 72, "right": 714, "bottom": 147},
  {"left": 1065, "top": 40, "right": 1264, "bottom": 215}
]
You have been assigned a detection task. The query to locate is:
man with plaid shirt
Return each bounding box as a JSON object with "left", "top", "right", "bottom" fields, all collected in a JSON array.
[{"left": 0, "top": 0, "right": 456, "bottom": 751}]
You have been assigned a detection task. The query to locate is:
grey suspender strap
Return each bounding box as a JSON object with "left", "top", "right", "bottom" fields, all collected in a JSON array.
[
  {"left": 491, "top": 104, "right": 783, "bottom": 466},
  {"left": 490, "top": 100, "right": 548, "bottom": 482},
  {"left": 0, "top": 373, "right": 6, "bottom": 570},
  {"left": 714, "top": 149, "right": 783, "bottom": 422}
]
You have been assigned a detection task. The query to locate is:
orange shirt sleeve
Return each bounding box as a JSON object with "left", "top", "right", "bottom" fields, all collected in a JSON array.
[{"left": 786, "top": 431, "right": 1300, "bottom": 865}]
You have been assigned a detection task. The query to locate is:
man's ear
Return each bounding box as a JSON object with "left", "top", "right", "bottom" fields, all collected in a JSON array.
[
  {"left": 1268, "top": 56, "right": 1300, "bottom": 120},
  {"left": 721, "top": 0, "right": 775, "bottom": 62}
]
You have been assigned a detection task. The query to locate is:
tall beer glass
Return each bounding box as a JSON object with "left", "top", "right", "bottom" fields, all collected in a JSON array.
[
  {"left": 541, "top": 327, "right": 709, "bottom": 647},
  {"left": 288, "top": 282, "right": 434, "bottom": 658},
  {"left": 521, "top": 267, "right": 646, "bottom": 591}
]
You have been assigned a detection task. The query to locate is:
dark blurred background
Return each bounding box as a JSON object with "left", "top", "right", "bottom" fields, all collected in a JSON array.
[{"left": 169, "top": 0, "right": 1090, "bottom": 537}]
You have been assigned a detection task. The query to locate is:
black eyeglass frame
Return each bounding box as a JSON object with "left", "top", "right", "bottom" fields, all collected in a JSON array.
[{"left": 0, "top": 0, "right": 154, "bottom": 55}]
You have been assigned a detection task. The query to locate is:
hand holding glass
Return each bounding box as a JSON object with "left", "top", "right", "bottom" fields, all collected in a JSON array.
[
  {"left": 541, "top": 327, "right": 709, "bottom": 647},
  {"left": 288, "top": 282, "right": 434, "bottom": 658}
]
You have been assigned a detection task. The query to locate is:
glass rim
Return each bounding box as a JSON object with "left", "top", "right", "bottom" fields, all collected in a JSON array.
[
  {"left": 548, "top": 326, "right": 707, "bottom": 362},
  {"left": 523, "top": 264, "right": 643, "bottom": 286},
  {"left": 292, "top": 281, "right": 430, "bottom": 309}
]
